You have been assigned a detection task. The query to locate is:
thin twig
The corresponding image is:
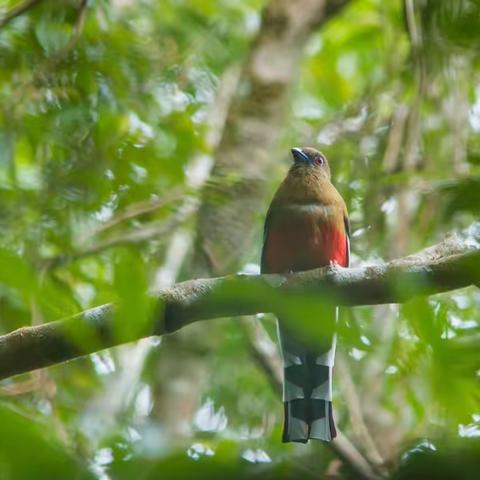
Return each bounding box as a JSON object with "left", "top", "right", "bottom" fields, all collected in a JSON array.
[
  {"left": 44, "top": 209, "right": 192, "bottom": 269},
  {"left": 382, "top": 104, "right": 408, "bottom": 173},
  {"left": 32, "top": 0, "right": 89, "bottom": 82},
  {"left": 0, "top": 0, "right": 43, "bottom": 30},
  {"left": 48, "top": 0, "right": 88, "bottom": 65},
  {"left": 89, "top": 189, "right": 186, "bottom": 239},
  {"left": 330, "top": 430, "right": 380, "bottom": 480},
  {"left": 0, "top": 377, "right": 41, "bottom": 396},
  {"left": 242, "top": 317, "right": 283, "bottom": 396},
  {"left": 336, "top": 355, "right": 385, "bottom": 469}
]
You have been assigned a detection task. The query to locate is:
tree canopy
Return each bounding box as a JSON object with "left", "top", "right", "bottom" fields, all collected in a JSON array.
[{"left": 0, "top": 1, "right": 479, "bottom": 479}]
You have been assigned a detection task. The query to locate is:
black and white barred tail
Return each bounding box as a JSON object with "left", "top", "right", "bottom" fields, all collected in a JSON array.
[{"left": 277, "top": 309, "right": 337, "bottom": 443}]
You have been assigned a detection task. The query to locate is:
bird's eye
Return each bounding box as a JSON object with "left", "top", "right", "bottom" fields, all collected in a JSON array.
[{"left": 313, "top": 157, "right": 324, "bottom": 166}]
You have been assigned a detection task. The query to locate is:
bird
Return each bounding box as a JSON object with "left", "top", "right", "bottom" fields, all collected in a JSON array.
[{"left": 261, "top": 147, "right": 350, "bottom": 443}]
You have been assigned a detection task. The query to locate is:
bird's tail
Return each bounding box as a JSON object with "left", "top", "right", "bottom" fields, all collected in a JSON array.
[{"left": 277, "top": 313, "right": 337, "bottom": 443}]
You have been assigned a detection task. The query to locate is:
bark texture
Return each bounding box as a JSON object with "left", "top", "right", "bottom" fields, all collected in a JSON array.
[{"left": 0, "top": 237, "right": 477, "bottom": 381}]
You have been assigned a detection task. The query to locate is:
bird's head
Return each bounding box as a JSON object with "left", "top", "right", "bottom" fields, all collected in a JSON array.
[{"left": 290, "top": 147, "right": 331, "bottom": 179}]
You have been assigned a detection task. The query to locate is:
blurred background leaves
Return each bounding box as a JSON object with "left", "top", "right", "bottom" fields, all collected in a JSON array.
[{"left": 0, "top": 0, "right": 479, "bottom": 479}]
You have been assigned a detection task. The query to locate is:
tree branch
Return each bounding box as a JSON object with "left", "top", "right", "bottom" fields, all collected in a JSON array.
[
  {"left": 0, "top": 236, "right": 478, "bottom": 380},
  {"left": 43, "top": 211, "right": 190, "bottom": 269},
  {"left": 87, "top": 189, "right": 186, "bottom": 239}
]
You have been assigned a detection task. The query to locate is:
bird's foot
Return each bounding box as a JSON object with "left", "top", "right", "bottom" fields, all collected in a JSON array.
[{"left": 326, "top": 260, "right": 342, "bottom": 275}]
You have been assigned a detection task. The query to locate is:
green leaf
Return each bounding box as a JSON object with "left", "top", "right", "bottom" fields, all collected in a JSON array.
[{"left": 0, "top": 404, "right": 94, "bottom": 480}]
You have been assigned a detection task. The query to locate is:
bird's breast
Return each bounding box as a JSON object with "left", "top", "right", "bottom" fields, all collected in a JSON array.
[{"left": 263, "top": 204, "right": 347, "bottom": 273}]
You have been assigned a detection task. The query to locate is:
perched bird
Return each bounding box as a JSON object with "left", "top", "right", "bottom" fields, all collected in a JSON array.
[{"left": 261, "top": 147, "right": 350, "bottom": 443}]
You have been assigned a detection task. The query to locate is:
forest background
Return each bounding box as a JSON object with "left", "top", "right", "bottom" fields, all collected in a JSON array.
[{"left": 0, "top": 1, "right": 480, "bottom": 479}]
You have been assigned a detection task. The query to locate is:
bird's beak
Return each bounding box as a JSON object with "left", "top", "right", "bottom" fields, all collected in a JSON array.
[{"left": 291, "top": 147, "right": 309, "bottom": 163}]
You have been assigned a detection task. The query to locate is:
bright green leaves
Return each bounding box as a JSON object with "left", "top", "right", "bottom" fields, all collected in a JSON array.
[
  {"left": 298, "top": 0, "right": 407, "bottom": 113},
  {"left": 34, "top": 17, "right": 72, "bottom": 56},
  {"left": 400, "top": 295, "right": 480, "bottom": 426},
  {"left": 0, "top": 403, "right": 94, "bottom": 480},
  {"left": 112, "top": 248, "right": 155, "bottom": 343},
  {"left": 0, "top": 247, "right": 35, "bottom": 297}
]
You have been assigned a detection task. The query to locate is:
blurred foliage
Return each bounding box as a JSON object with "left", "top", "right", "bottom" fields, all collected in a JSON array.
[
  {"left": 392, "top": 438, "right": 480, "bottom": 480},
  {"left": 0, "top": 403, "right": 94, "bottom": 479},
  {"left": 0, "top": 0, "right": 479, "bottom": 479}
]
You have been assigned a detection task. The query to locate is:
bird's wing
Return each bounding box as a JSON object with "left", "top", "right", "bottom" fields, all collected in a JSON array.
[
  {"left": 260, "top": 205, "right": 276, "bottom": 273},
  {"left": 344, "top": 214, "right": 351, "bottom": 268}
]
